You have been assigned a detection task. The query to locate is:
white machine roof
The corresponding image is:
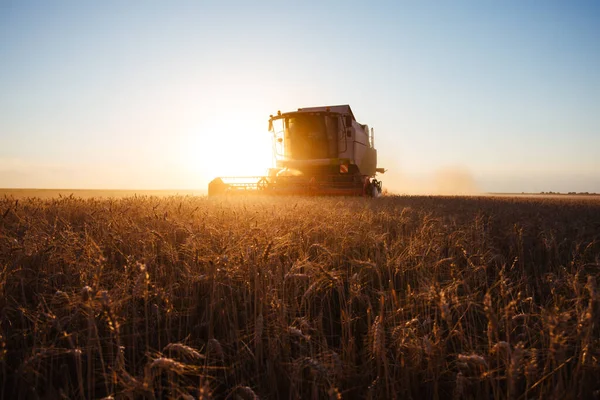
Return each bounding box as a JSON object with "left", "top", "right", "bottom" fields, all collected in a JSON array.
[{"left": 293, "top": 104, "right": 356, "bottom": 121}]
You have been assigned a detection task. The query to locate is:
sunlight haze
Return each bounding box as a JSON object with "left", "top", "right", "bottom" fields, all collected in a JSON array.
[{"left": 1, "top": 1, "right": 598, "bottom": 193}]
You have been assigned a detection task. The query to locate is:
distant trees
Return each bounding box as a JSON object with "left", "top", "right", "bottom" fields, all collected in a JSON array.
[{"left": 540, "top": 191, "right": 597, "bottom": 195}]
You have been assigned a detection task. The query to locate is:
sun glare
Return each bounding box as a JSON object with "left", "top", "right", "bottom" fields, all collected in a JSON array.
[{"left": 181, "top": 111, "right": 272, "bottom": 186}]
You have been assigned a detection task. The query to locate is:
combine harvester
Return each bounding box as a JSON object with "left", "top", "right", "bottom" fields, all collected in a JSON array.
[{"left": 208, "top": 105, "right": 385, "bottom": 196}]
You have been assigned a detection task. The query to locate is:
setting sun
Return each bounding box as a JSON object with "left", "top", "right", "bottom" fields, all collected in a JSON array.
[{"left": 180, "top": 109, "right": 273, "bottom": 185}]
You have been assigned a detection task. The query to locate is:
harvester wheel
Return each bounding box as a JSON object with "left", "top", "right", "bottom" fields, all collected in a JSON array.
[
  {"left": 257, "top": 177, "right": 269, "bottom": 191},
  {"left": 372, "top": 179, "right": 383, "bottom": 195}
]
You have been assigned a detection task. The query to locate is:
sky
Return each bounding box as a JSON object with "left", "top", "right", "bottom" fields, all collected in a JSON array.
[{"left": 0, "top": 0, "right": 599, "bottom": 193}]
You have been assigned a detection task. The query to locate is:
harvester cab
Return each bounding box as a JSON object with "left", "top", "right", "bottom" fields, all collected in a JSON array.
[{"left": 208, "top": 105, "right": 385, "bottom": 196}]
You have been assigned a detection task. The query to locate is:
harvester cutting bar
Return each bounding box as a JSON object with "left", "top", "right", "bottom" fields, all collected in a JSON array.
[
  {"left": 217, "top": 176, "right": 266, "bottom": 189},
  {"left": 208, "top": 175, "right": 369, "bottom": 197}
]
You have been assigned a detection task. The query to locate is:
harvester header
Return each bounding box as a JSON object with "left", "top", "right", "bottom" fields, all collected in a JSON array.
[{"left": 208, "top": 105, "right": 385, "bottom": 196}]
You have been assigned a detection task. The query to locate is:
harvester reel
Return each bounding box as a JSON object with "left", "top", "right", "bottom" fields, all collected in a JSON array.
[{"left": 257, "top": 177, "right": 270, "bottom": 191}]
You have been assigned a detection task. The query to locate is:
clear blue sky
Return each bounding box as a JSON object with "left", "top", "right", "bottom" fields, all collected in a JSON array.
[{"left": 1, "top": 0, "right": 598, "bottom": 193}]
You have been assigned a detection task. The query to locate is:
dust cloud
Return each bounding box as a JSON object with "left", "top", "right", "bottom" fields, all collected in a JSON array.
[{"left": 381, "top": 166, "right": 480, "bottom": 195}]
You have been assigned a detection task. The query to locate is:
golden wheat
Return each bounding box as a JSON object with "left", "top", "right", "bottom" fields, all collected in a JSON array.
[{"left": 0, "top": 194, "right": 599, "bottom": 398}]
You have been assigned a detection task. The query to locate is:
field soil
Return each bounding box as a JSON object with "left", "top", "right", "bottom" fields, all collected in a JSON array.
[{"left": 1, "top": 194, "right": 599, "bottom": 399}]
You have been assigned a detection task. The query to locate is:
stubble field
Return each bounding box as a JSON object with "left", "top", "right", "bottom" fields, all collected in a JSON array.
[{"left": 0, "top": 194, "right": 599, "bottom": 399}]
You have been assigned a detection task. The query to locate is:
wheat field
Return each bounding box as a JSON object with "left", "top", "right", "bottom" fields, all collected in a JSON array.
[{"left": 0, "top": 194, "right": 599, "bottom": 399}]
